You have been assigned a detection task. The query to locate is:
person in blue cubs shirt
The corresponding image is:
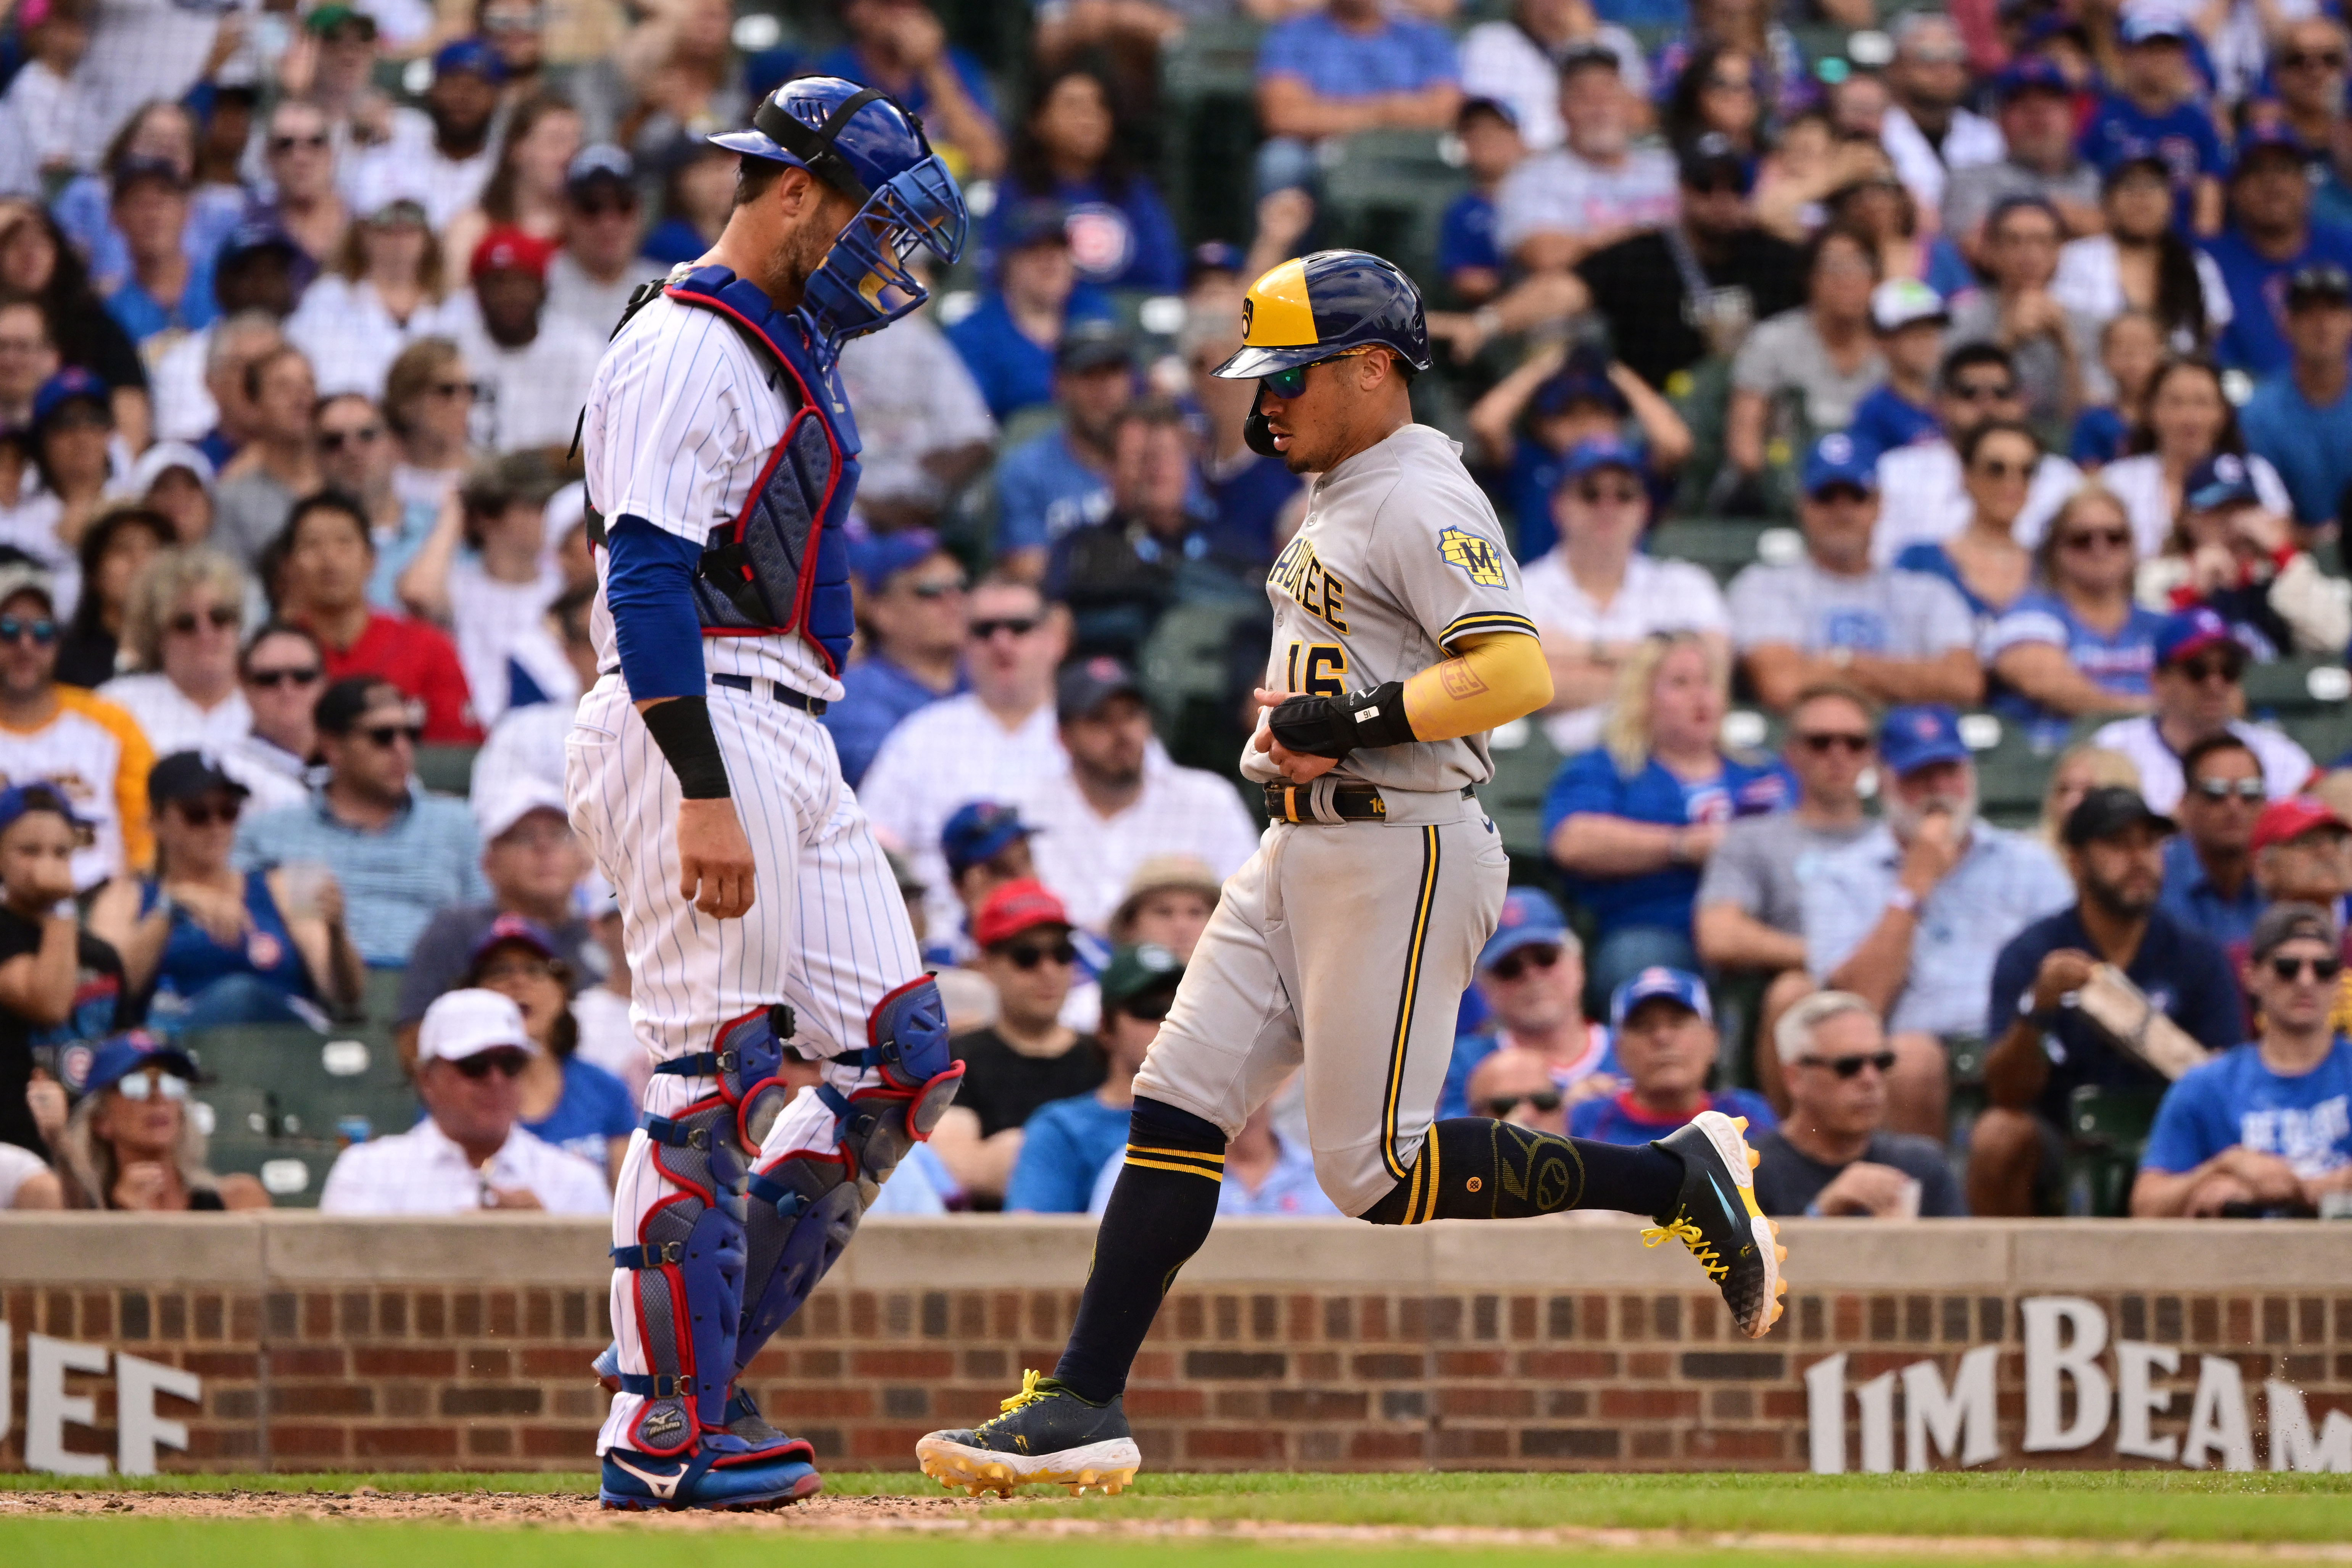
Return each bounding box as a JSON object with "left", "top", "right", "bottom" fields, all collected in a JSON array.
[
  {"left": 1569, "top": 969, "right": 1775, "bottom": 1149},
  {"left": 980, "top": 67, "right": 1182, "bottom": 292},
  {"left": 1438, "top": 97, "right": 1522, "bottom": 307},
  {"left": 1545, "top": 631, "right": 1788, "bottom": 999},
  {"left": 2076, "top": 14, "right": 2225, "bottom": 235},
  {"left": 1004, "top": 944, "right": 1182, "bottom": 1213},
  {"left": 1440, "top": 889, "right": 1620, "bottom": 1120},
  {"left": 2205, "top": 129, "right": 2352, "bottom": 375},
  {"left": 2134, "top": 901, "right": 2352, "bottom": 1217}
]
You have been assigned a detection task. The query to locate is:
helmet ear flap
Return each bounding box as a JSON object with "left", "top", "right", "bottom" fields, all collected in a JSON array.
[{"left": 1244, "top": 384, "right": 1281, "bottom": 459}]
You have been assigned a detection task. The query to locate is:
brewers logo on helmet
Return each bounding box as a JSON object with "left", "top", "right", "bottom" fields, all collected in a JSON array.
[{"left": 1213, "top": 249, "right": 1431, "bottom": 381}]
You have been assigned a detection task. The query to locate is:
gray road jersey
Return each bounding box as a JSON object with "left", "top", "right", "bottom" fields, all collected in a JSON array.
[{"left": 1241, "top": 423, "right": 1537, "bottom": 795}]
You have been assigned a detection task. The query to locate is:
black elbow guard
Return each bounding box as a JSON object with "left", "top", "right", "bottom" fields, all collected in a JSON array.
[
  {"left": 1268, "top": 680, "right": 1417, "bottom": 759},
  {"left": 640, "top": 696, "right": 731, "bottom": 799}
]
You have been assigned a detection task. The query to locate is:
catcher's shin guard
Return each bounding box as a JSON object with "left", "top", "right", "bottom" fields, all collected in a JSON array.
[
  {"left": 735, "top": 977, "right": 962, "bottom": 1372},
  {"left": 608, "top": 1006, "right": 799, "bottom": 1454}
]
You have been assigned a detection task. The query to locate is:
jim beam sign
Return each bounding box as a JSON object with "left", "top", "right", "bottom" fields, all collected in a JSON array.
[{"left": 1806, "top": 1296, "right": 2350, "bottom": 1473}]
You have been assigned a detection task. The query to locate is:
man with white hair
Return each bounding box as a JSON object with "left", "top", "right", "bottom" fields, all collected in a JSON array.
[
  {"left": 1752, "top": 990, "right": 1964, "bottom": 1217},
  {"left": 1803, "top": 704, "right": 2070, "bottom": 1138}
]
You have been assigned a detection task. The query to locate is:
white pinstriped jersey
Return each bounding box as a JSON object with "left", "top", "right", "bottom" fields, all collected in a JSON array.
[
  {"left": 1250, "top": 423, "right": 1537, "bottom": 795},
  {"left": 580, "top": 288, "right": 845, "bottom": 706}
]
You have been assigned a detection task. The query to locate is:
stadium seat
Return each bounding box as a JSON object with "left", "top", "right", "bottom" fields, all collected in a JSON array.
[
  {"left": 206, "top": 1133, "right": 340, "bottom": 1210},
  {"left": 186, "top": 1022, "right": 420, "bottom": 1146},
  {"left": 1646, "top": 517, "right": 1774, "bottom": 585},
  {"left": 1484, "top": 716, "right": 1562, "bottom": 864},
  {"left": 2062, "top": 1082, "right": 2167, "bottom": 1217},
  {"left": 414, "top": 743, "right": 478, "bottom": 796},
  {"left": 1316, "top": 129, "right": 1461, "bottom": 290},
  {"left": 1158, "top": 17, "right": 1266, "bottom": 245}
]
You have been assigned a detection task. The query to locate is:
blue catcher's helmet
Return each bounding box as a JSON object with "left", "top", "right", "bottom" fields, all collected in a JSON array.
[
  {"left": 709, "top": 76, "right": 968, "bottom": 356},
  {"left": 1211, "top": 249, "right": 1431, "bottom": 382}
]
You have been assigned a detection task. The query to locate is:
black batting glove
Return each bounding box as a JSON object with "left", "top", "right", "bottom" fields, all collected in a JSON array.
[{"left": 1267, "top": 681, "right": 1418, "bottom": 759}]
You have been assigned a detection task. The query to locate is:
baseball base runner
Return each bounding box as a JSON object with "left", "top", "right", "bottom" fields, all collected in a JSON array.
[
  {"left": 915, "top": 250, "right": 1789, "bottom": 1497},
  {"left": 566, "top": 77, "right": 970, "bottom": 1512}
]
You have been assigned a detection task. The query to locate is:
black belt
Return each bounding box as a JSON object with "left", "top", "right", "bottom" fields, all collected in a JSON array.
[
  {"left": 712, "top": 673, "right": 827, "bottom": 715},
  {"left": 1264, "top": 782, "right": 1475, "bottom": 823}
]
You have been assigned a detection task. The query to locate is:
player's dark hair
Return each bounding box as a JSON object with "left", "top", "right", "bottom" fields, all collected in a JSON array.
[{"left": 733, "top": 155, "right": 788, "bottom": 209}]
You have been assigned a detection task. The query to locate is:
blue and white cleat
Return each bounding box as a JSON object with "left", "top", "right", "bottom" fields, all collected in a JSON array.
[{"left": 598, "top": 1439, "right": 823, "bottom": 1512}]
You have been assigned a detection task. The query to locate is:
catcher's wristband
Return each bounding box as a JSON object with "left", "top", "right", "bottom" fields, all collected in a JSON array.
[
  {"left": 641, "top": 696, "right": 731, "bottom": 799},
  {"left": 1268, "top": 681, "right": 1418, "bottom": 759}
]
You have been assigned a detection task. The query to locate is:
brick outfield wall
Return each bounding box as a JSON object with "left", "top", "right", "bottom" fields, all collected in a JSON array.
[{"left": 1, "top": 1216, "right": 2348, "bottom": 1474}]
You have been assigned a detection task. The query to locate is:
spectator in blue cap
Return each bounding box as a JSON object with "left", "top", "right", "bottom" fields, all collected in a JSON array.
[
  {"left": 947, "top": 203, "right": 1118, "bottom": 430},
  {"left": 2241, "top": 263, "right": 2352, "bottom": 530},
  {"left": 542, "top": 147, "right": 644, "bottom": 342},
  {"left": 1546, "top": 630, "right": 1788, "bottom": 999},
  {"left": 1801, "top": 703, "right": 2071, "bottom": 1136},
  {"left": 2139, "top": 451, "right": 2349, "bottom": 660},
  {"left": 0, "top": 782, "right": 132, "bottom": 1161},
  {"left": 2090, "top": 606, "right": 2318, "bottom": 812},
  {"left": 22, "top": 369, "right": 118, "bottom": 589},
  {"left": 345, "top": 39, "right": 503, "bottom": 231},
  {"left": 102, "top": 157, "right": 214, "bottom": 351},
  {"left": 1943, "top": 57, "right": 2102, "bottom": 259},
  {"left": 1519, "top": 436, "right": 1727, "bottom": 755},
  {"left": 1467, "top": 341, "right": 1691, "bottom": 561},
  {"left": 2207, "top": 127, "right": 2352, "bottom": 374},
  {"left": 1438, "top": 888, "right": 1617, "bottom": 1121},
  {"left": 1567, "top": 968, "right": 1772, "bottom": 1147},
  {"left": 824, "top": 532, "right": 969, "bottom": 789},
  {"left": 2077, "top": 14, "right": 2225, "bottom": 236},
  {"left": 984, "top": 315, "right": 1133, "bottom": 575},
  {"left": 53, "top": 1031, "right": 269, "bottom": 1210},
  {"left": 937, "top": 802, "right": 1040, "bottom": 964},
  {"left": 1728, "top": 432, "right": 1981, "bottom": 716}
]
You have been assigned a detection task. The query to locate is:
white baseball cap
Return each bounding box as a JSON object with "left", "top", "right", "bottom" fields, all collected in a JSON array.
[
  {"left": 475, "top": 777, "right": 570, "bottom": 846},
  {"left": 418, "top": 988, "right": 539, "bottom": 1064},
  {"left": 1870, "top": 277, "right": 1948, "bottom": 334}
]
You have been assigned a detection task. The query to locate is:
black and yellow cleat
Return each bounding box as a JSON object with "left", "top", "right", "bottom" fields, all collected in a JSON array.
[
  {"left": 915, "top": 1370, "right": 1143, "bottom": 1497},
  {"left": 1642, "top": 1110, "right": 1787, "bottom": 1339}
]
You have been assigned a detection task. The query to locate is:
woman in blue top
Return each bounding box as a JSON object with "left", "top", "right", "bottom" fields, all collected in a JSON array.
[
  {"left": 1544, "top": 632, "right": 1788, "bottom": 1001},
  {"left": 1981, "top": 483, "right": 2165, "bottom": 745},
  {"left": 463, "top": 915, "right": 634, "bottom": 1181},
  {"left": 93, "top": 752, "right": 364, "bottom": 1033},
  {"left": 1894, "top": 419, "right": 2041, "bottom": 626},
  {"left": 981, "top": 68, "right": 1182, "bottom": 293}
]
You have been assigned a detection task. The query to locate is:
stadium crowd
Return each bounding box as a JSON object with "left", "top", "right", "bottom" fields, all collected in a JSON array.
[{"left": 1, "top": 0, "right": 2351, "bottom": 1228}]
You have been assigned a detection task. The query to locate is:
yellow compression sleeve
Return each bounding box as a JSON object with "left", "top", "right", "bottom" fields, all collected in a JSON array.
[{"left": 1400, "top": 631, "right": 1552, "bottom": 743}]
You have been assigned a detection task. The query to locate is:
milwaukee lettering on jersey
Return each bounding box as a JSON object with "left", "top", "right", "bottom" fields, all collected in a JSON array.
[{"left": 1268, "top": 535, "right": 1349, "bottom": 633}]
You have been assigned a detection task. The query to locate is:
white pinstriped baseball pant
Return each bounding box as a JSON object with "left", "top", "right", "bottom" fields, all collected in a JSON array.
[{"left": 565, "top": 674, "right": 923, "bottom": 1455}]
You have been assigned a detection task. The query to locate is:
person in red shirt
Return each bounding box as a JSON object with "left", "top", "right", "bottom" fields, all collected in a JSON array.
[{"left": 266, "top": 493, "right": 482, "bottom": 742}]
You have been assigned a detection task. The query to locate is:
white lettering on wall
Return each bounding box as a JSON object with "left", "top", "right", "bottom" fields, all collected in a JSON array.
[
  {"left": 1903, "top": 1344, "right": 2001, "bottom": 1471},
  {"left": 2267, "top": 1381, "right": 2352, "bottom": 1472},
  {"left": 2022, "top": 1296, "right": 2112, "bottom": 1452},
  {"left": 2114, "top": 1341, "right": 2180, "bottom": 1462},
  {"left": 1, "top": 1324, "right": 201, "bottom": 1476},
  {"left": 2184, "top": 1356, "right": 2257, "bottom": 1471}
]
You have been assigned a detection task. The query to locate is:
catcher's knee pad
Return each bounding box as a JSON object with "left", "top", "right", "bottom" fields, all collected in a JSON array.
[{"left": 830, "top": 976, "right": 963, "bottom": 1201}]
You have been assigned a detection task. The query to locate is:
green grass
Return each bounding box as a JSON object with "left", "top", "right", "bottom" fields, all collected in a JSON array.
[{"left": 5, "top": 1470, "right": 2352, "bottom": 1547}]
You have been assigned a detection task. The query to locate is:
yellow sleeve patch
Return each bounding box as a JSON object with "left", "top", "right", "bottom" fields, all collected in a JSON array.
[{"left": 1438, "top": 527, "right": 1506, "bottom": 587}]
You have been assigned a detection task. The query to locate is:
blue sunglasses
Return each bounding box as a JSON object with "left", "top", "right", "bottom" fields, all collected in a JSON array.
[{"left": 0, "top": 616, "right": 56, "bottom": 646}]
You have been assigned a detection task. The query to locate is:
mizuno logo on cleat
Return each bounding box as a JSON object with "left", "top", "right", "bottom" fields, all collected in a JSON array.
[{"left": 608, "top": 1456, "right": 683, "bottom": 1499}]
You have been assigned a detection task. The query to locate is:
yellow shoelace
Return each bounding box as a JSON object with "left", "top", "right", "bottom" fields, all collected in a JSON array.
[
  {"left": 1640, "top": 1216, "right": 1727, "bottom": 1280},
  {"left": 981, "top": 1369, "right": 1050, "bottom": 1429}
]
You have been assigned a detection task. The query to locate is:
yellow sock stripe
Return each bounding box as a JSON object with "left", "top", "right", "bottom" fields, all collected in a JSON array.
[
  {"left": 1128, "top": 1144, "right": 1226, "bottom": 1165},
  {"left": 1379, "top": 825, "right": 1442, "bottom": 1183},
  {"left": 1417, "top": 1128, "right": 1442, "bottom": 1225},
  {"left": 1124, "top": 1155, "right": 1226, "bottom": 1181},
  {"left": 1124, "top": 1149, "right": 1224, "bottom": 1176},
  {"left": 1402, "top": 1141, "right": 1425, "bottom": 1223}
]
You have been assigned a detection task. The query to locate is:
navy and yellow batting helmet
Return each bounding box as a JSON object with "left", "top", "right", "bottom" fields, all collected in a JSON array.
[{"left": 1212, "top": 249, "right": 1431, "bottom": 381}]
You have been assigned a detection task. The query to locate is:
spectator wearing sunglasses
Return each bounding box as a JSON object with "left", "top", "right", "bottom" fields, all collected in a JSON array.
[
  {"left": 2090, "top": 608, "right": 2316, "bottom": 812},
  {"left": 268, "top": 493, "right": 481, "bottom": 744},
  {"left": 52, "top": 1032, "right": 268, "bottom": 1210},
  {"left": 930, "top": 802, "right": 1041, "bottom": 967},
  {"left": 1728, "top": 433, "right": 1982, "bottom": 716},
  {"left": 1464, "top": 1046, "right": 1572, "bottom": 1136},
  {"left": 2159, "top": 734, "right": 2270, "bottom": 950},
  {"left": 319, "top": 987, "right": 607, "bottom": 1214},
  {"left": 94, "top": 751, "right": 361, "bottom": 1033},
  {"left": 0, "top": 562, "right": 154, "bottom": 890},
  {"left": 219, "top": 622, "right": 326, "bottom": 812},
  {"left": 0, "top": 784, "right": 132, "bottom": 1158},
  {"left": 1752, "top": 990, "right": 1963, "bottom": 1217},
  {"left": 1870, "top": 344, "right": 2082, "bottom": 570},
  {"left": 96, "top": 548, "right": 248, "bottom": 757},
  {"left": 1983, "top": 484, "right": 2166, "bottom": 747},
  {"left": 2133, "top": 901, "right": 2352, "bottom": 1217},
  {"left": 862, "top": 578, "right": 1071, "bottom": 940},
  {"left": 1519, "top": 438, "right": 1727, "bottom": 755},
  {"left": 1568, "top": 968, "right": 1774, "bottom": 1149},
  {"left": 825, "top": 530, "right": 970, "bottom": 790},
  {"left": 543, "top": 148, "right": 644, "bottom": 343},
  {"left": 236, "top": 677, "right": 487, "bottom": 965},
  {"left": 303, "top": 393, "right": 437, "bottom": 611},
  {"left": 928, "top": 880, "right": 1102, "bottom": 1208},
  {"left": 1006, "top": 943, "right": 1182, "bottom": 1214},
  {"left": 456, "top": 914, "right": 631, "bottom": 1182},
  {"left": 2136, "top": 454, "right": 2350, "bottom": 660},
  {"left": 1439, "top": 888, "right": 1617, "bottom": 1122},
  {"left": 1970, "top": 786, "right": 2241, "bottom": 1215}
]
